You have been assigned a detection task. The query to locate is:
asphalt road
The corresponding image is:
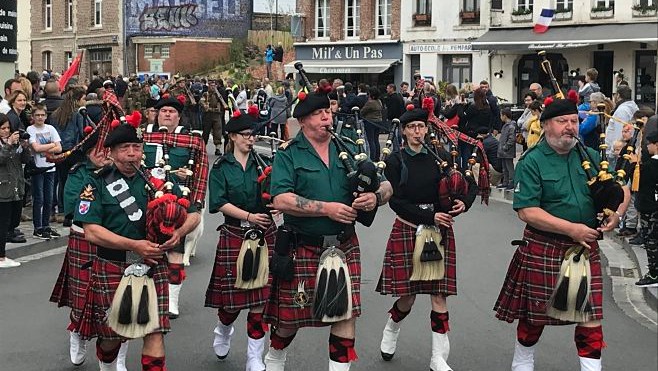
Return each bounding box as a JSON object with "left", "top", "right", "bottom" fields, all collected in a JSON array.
[{"left": 1, "top": 199, "right": 657, "bottom": 371}]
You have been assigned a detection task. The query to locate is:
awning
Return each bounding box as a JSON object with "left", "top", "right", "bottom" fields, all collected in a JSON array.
[
  {"left": 472, "top": 23, "right": 658, "bottom": 51},
  {"left": 284, "top": 59, "right": 399, "bottom": 74}
]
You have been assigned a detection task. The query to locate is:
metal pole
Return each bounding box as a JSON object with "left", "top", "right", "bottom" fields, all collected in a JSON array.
[{"left": 275, "top": 0, "right": 278, "bottom": 31}]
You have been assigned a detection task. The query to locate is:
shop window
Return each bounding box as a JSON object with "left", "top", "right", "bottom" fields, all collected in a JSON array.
[
  {"left": 517, "top": 53, "right": 568, "bottom": 104},
  {"left": 460, "top": 0, "right": 480, "bottom": 24},
  {"left": 316, "top": 0, "right": 330, "bottom": 38},
  {"left": 42, "top": 51, "right": 52, "bottom": 71},
  {"left": 89, "top": 49, "right": 112, "bottom": 78},
  {"left": 345, "top": 0, "right": 360, "bottom": 38},
  {"left": 414, "top": 0, "right": 432, "bottom": 26},
  {"left": 43, "top": 0, "right": 52, "bottom": 30},
  {"left": 65, "top": 0, "right": 73, "bottom": 29},
  {"left": 376, "top": 0, "right": 392, "bottom": 37},
  {"left": 635, "top": 50, "right": 656, "bottom": 107},
  {"left": 94, "top": 0, "right": 102, "bottom": 27},
  {"left": 443, "top": 55, "right": 472, "bottom": 89}
]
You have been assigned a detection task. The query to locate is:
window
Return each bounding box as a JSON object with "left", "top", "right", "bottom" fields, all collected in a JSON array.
[
  {"left": 345, "top": 0, "right": 360, "bottom": 38},
  {"left": 463, "top": 0, "right": 479, "bottom": 12},
  {"left": 65, "top": 0, "right": 73, "bottom": 29},
  {"left": 376, "top": 0, "right": 392, "bottom": 37},
  {"left": 160, "top": 45, "right": 170, "bottom": 58},
  {"left": 42, "top": 51, "right": 52, "bottom": 70},
  {"left": 594, "top": 0, "right": 614, "bottom": 9},
  {"left": 94, "top": 0, "right": 102, "bottom": 27},
  {"left": 43, "top": 0, "right": 52, "bottom": 30},
  {"left": 315, "top": 0, "right": 330, "bottom": 38},
  {"left": 516, "top": 0, "right": 534, "bottom": 10},
  {"left": 556, "top": 0, "right": 573, "bottom": 11},
  {"left": 65, "top": 52, "right": 73, "bottom": 68},
  {"left": 491, "top": 0, "right": 503, "bottom": 10},
  {"left": 637, "top": 0, "right": 655, "bottom": 6},
  {"left": 416, "top": 0, "right": 431, "bottom": 14},
  {"left": 144, "top": 45, "right": 170, "bottom": 59},
  {"left": 461, "top": 0, "right": 480, "bottom": 24}
]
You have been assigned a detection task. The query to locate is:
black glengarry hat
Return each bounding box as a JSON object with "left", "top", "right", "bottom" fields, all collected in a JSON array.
[
  {"left": 155, "top": 97, "right": 184, "bottom": 114},
  {"left": 292, "top": 87, "right": 331, "bottom": 119},
  {"left": 225, "top": 111, "right": 255, "bottom": 133},
  {"left": 540, "top": 90, "right": 579, "bottom": 121},
  {"left": 104, "top": 124, "right": 142, "bottom": 148},
  {"left": 399, "top": 107, "right": 429, "bottom": 126}
]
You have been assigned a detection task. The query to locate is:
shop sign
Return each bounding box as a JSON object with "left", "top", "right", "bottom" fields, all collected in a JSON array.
[
  {"left": 296, "top": 43, "right": 402, "bottom": 61},
  {"left": 0, "top": 0, "right": 17, "bottom": 63},
  {"left": 409, "top": 44, "right": 472, "bottom": 53},
  {"left": 527, "top": 42, "right": 589, "bottom": 50}
]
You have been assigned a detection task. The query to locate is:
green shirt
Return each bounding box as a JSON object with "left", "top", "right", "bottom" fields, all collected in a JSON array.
[
  {"left": 63, "top": 160, "right": 97, "bottom": 218},
  {"left": 270, "top": 132, "right": 354, "bottom": 235},
  {"left": 209, "top": 152, "right": 267, "bottom": 214},
  {"left": 513, "top": 139, "right": 599, "bottom": 227}
]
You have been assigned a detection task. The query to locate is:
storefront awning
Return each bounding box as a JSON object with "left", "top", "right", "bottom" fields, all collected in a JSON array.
[
  {"left": 471, "top": 23, "right": 658, "bottom": 51},
  {"left": 284, "top": 59, "right": 399, "bottom": 74}
]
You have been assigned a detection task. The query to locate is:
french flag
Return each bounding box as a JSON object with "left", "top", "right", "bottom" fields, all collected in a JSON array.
[{"left": 533, "top": 8, "right": 555, "bottom": 33}]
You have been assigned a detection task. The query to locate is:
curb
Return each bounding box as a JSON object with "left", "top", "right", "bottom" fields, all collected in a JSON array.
[
  {"left": 6, "top": 224, "right": 69, "bottom": 260},
  {"left": 611, "top": 234, "right": 658, "bottom": 312}
]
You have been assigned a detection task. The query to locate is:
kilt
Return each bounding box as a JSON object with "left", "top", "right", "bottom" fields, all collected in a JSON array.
[
  {"left": 49, "top": 229, "right": 95, "bottom": 326},
  {"left": 205, "top": 224, "right": 275, "bottom": 311},
  {"left": 494, "top": 227, "right": 603, "bottom": 326},
  {"left": 376, "top": 218, "right": 457, "bottom": 297},
  {"left": 76, "top": 256, "right": 170, "bottom": 340},
  {"left": 263, "top": 235, "right": 361, "bottom": 329}
]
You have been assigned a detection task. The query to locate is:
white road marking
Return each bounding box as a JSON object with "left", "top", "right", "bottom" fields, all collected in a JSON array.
[{"left": 15, "top": 246, "right": 67, "bottom": 263}]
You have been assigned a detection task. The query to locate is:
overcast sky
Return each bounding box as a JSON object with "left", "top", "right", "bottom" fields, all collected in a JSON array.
[{"left": 253, "top": 0, "right": 296, "bottom": 13}]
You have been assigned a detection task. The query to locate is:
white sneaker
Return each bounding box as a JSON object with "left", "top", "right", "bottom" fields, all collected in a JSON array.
[
  {"left": 511, "top": 341, "right": 535, "bottom": 371},
  {"left": 0, "top": 258, "right": 20, "bottom": 268},
  {"left": 212, "top": 321, "right": 235, "bottom": 359},
  {"left": 579, "top": 356, "right": 602, "bottom": 371},
  {"left": 429, "top": 332, "right": 452, "bottom": 371},
  {"left": 69, "top": 331, "right": 87, "bottom": 365},
  {"left": 98, "top": 358, "right": 118, "bottom": 371},
  {"left": 380, "top": 316, "right": 401, "bottom": 361},
  {"left": 116, "top": 341, "right": 129, "bottom": 371},
  {"left": 328, "top": 359, "right": 351, "bottom": 370},
  {"left": 246, "top": 337, "right": 266, "bottom": 371},
  {"left": 168, "top": 283, "right": 181, "bottom": 319},
  {"left": 264, "top": 347, "right": 287, "bottom": 371}
]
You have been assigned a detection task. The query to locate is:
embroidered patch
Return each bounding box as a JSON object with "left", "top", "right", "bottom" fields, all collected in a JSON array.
[
  {"left": 151, "top": 167, "right": 166, "bottom": 180},
  {"left": 514, "top": 182, "right": 521, "bottom": 193},
  {"left": 80, "top": 184, "right": 95, "bottom": 201},
  {"left": 79, "top": 201, "right": 91, "bottom": 215}
]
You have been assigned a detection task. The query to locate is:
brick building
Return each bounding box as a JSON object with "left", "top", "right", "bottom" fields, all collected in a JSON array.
[{"left": 288, "top": 0, "right": 403, "bottom": 88}]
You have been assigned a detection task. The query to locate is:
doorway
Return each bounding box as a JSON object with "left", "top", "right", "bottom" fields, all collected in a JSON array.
[{"left": 593, "top": 51, "right": 614, "bottom": 98}]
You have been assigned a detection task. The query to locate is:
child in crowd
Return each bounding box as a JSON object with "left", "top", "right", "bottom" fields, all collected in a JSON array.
[
  {"left": 610, "top": 139, "right": 625, "bottom": 172},
  {"left": 635, "top": 131, "right": 658, "bottom": 287},
  {"left": 497, "top": 108, "right": 517, "bottom": 190}
]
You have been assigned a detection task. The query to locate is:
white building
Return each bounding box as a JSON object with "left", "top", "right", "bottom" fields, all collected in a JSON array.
[
  {"left": 400, "top": 0, "right": 491, "bottom": 90},
  {"left": 471, "top": 0, "right": 657, "bottom": 108},
  {"left": 17, "top": 0, "right": 31, "bottom": 73}
]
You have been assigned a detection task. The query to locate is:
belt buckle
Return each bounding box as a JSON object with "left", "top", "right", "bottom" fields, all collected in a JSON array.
[
  {"left": 240, "top": 220, "right": 251, "bottom": 228},
  {"left": 322, "top": 235, "right": 340, "bottom": 248}
]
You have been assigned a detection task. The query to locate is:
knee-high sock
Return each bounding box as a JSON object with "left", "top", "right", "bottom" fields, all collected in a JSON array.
[
  {"left": 329, "top": 334, "right": 358, "bottom": 363},
  {"left": 389, "top": 299, "right": 412, "bottom": 323},
  {"left": 270, "top": 331, "right": 296, "bottom": 350},
  {"left": 517, "top": 320, "right": 545, "bottom": 347},
  {"left": 430, "top": 311, "right": 450, "bottom": 334},
  {"left": 217, "top": 308, "right": 240, "bottom": 326},
  {"left": 247, "top": 312, "right": 268, "bottom": 340},
  {"left": 168, "top": 263, "right": 186, "bottom": 284},
  {"left": 96, "top": 340, "right": 121, "bottom": 363},
  {"left": 575, "top": 326, "right": 605, "bottom": 359},
  {"left": 141, "top": 355, "right": 166, "bottom": 371}
]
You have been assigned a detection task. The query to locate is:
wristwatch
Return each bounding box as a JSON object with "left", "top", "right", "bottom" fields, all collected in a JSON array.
[{"left": 375, "top": 191, "right": 383, "bottom": 206}]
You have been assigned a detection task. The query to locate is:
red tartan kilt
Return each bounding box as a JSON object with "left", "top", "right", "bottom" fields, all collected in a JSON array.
[
  {"left": 205, "top": 224, "right": 275, "bottom": 311},
  {"left": 376, "top": 218, "right": 457, "bottom": 297},
  {"left": 494, "top": 228, "right": 603, "bottom": 326},
  {"left": 49, "top": 230, "right": 95, "bottom": 325},
  {"left": 263, "top": 235, "right": 361, "bottom": 329},
  {"left": 76, "top": 257, "right": 170, "bottom": 340}
]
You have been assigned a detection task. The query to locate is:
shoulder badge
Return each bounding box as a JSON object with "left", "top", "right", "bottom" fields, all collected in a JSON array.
[
  {"left": 278, "top": 138, "right": 295, "bottom": 151},
  {"left": 69, "top": 162, "right": 84, "bottom": 174},
  {"left": 93, "top": 165, "right": 113, "bottom": 178},
  {"left": 212, "top": 155, "right": 226, "bottom": 168},
  {"left": 80, "top": 184, "right": 96, "bottom": 201}
]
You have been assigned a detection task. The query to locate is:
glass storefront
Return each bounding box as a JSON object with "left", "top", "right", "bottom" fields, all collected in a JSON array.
[{"left": 635, "top": 50, "right": 657, "bottom": 108}]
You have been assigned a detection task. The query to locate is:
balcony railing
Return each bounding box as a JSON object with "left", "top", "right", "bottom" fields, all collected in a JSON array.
[
  {"left": 632, "top": 4, "right": 657, "bottom": 17},
  {"left": 413, "top": 13, "right": 432, "bottom": 27},
  {"left": 460, "top": 10, "right": 481, "bottom": 24}
]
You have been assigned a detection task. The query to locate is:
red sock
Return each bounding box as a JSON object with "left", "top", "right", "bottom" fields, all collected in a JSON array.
[
  {"left": 168, "top": 263, "right": 186, "bottom": 284},
  {"left": 430, "top": 311, "right": 450, "bottom": 334},
  {"left": 142, "top": 355, "right": 166, "bottom": 371},
  {"left": 329, "top": 334, "right": 358, "bottom": 363},
  {"left": 95, "top": 340, "right": 121, "bottom": 363},
  {"left": 217, "top": 308, "right": 240, "bottom": 326},
  {"left": 517, "top": 320, "right": 544, "bottom": 347},
  {"left": 575, "top": 326, "right": 605, "bottom": 359},
  {"left": 270, "top": 330, "right": 296, "bottom": 350},
  {"left": 389, "top": 299, "right": 411, "bottom": 323},
  {"left": 247, "top": 312, "right": 268, "bottom": 339}
]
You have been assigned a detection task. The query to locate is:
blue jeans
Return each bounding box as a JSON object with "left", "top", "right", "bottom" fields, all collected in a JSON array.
[
  {"left": 31, "top": 171, "right": 55, "bottom": 230},
  {"left": 363, "top": 120, "right": 381, "bottom": 161}
]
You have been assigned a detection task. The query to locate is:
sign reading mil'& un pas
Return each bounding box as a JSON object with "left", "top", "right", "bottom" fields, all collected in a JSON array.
[{"left": 0, "top": 0, "right": 17, "bottom": 63}]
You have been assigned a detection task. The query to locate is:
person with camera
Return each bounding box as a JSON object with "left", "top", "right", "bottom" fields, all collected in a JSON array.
[
  {"left": 0, "top": 113, "right": 31, "bottom": 268},
  {"left": 6, "top": 90, "right": 30, "bottom": 132},
  {"left": 27, "top": 104, "right": 62, "bottom": 240}
]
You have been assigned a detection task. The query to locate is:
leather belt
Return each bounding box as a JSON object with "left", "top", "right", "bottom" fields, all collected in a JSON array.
[
  {"left": 297, "top": 228, "right": 355, "bottom": 248},
  {"left": 526, "top": 225, "right": 574, "bottom": 243}
]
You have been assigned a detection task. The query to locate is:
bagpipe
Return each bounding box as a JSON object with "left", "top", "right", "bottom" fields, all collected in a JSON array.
[
  {"left": 250, "top": 145, "right": 274, "bottom": 207},
  {"left": 107, "top": 161, "right": 189, "bottom": 339},
  {"left": 538, "top": 50, "right": 565, "bottom": 99},
  {"left": 614, "top": 119, "right": 644, "bottom": 192}
]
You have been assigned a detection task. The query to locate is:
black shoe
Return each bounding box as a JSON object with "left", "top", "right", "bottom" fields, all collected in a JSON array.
[
  {"left": 33, "top": 229, "right": 51, "bottom": 240},
  {"left": 13, "top": 229, "right": 25, "bottom": 237},
  {"left": 46, "top": 227, "right": 61, "bottom": 238},
  {"left": 6, "top": 234, "right": 27, "bottom": 243},
  {"left": 635, "top": 273, "right": 658, "bottom": 287},
  {"left": 616, "top": 227, "right": 637, "bottom": 237},
  {"left": 629, "top": 234, "right": 645, "bottom": 245}
]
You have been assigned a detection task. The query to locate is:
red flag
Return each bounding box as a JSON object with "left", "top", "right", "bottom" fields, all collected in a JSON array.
[{"left": 59, "top": 51, "right": 83, "bottom": 92}]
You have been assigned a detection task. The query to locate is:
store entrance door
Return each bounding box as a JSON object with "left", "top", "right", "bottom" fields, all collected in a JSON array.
[{"left": 593, "top": 51, "right": 614, "bottom": 98}]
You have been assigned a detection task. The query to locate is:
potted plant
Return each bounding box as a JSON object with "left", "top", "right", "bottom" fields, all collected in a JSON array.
[
  {"left": 413, "top": 13, "right": 431, "bottom": 26},
  {"left": 590, "top": 5, "right": 614, "bottom": 18},
  {"left": 511, "top": 7, "right": 533, "bottom": 22},
  {"left": 554, "top": 6, "right": 573, "bottom": 20},
  {"left": 632, "top": 3, "right": 657, "bottom": 17}
]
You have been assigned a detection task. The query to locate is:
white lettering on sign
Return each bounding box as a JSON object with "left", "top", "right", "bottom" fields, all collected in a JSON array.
[
  {"left": 528, "top": 42, "right": 589, "bottom": 49},
  {"left": 320, "top": 68, "right": 353, "bottom": 74},
  {"left": 311, "top": 46, "right": 385, "bottom": 60},
  {"left": 409, "top": 44, "right": 473, "bottom": 53}
]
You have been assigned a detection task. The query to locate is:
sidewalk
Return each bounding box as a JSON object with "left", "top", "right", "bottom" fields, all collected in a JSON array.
[{"left": 5, "top": 211, "right": 69, "bottom": 260}]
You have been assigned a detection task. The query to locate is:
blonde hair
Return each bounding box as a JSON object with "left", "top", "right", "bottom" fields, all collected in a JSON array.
[{"left": 18, "top": 77, "right": 32, "bottom": 101}]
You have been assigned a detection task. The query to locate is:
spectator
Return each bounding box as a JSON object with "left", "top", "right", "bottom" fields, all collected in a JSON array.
[
  {"left": 235, "top": 84, "right": 248, "bottom": 112},
  {"left": 529, "top": 83, "right": 545, "bottom": 103},
  {"left": 0, "top": 114, "right": 30, "bottom": 268},
  {"left": 442, "top": 84, "right": 466, "bottom": 129},
  {"left": 526, "top": 100, "right": 543, "bottom": 148},
  {"left": 26, "top": 105, "right": 62, "bottom": 240},
  {"left": 41, "top": 80, "right": 64, "bottom": 119},
  {"left": 114, "top": 74, "right": 128, "bottom": 100},
  {"left": 339, "top": 82, "right": 357, "bottom": 114},
  {"left": 400, "top": 81, "right": 410, "bottom": 100},
  {"left": 263, "top": 78, "right": 274, "bottom": 97},
  {"left": 480, "top": 80, "right": 502, "bottom": 132},
  {"left": 476, "top": 127, "right": 502, "bottom": 185},
  {"left": 86, "top": 70, "right": 103, "bottom": 95},
  {"left": 354, "top": 83, "right": 369, "bottom": 109},
  {"left": 26, "top": 71, "right": 42, "bottom": 101},
  {"left": 85, "top": 92, "right": 104, "bottom": 124},
  {"left": 384, "top": 83, "right": 405, "bottom": 122},
  {"left": 6, "top": 90, "right": 29, "bottom": 132},
  {"left": 50, "top": 87, "right": 87, "bottom": 222},
  {"left": 459, "top": 88, "right": 493, "bottom": 168},
  {"left": 498, "top": 108, "right": 517, "bottom": 190},
  {"left": 517, "top": 91, "right": 538, "bottom": 151},
  {"left": 578, "top": 68, "right": 601, "bottom": 103},
  {"left": 634, "top": 131, "right": 658, "bottom": 287},
  {"left": 18, "top": 77, "right": 33, "bottom": 102},
  {"left": 264, "top": 44, "right": 274, "bottom": 80},
  {"left": 266, "top": 86, "right": 290, "bottom": 139},
  {"left": 360, "top": 86, "right": 384, "bottom": 160},
  {"left": 579, "top": 92, "right": 608, "bottom": 150},
  {"left": 576, "top": 75, "right": 587, "bottom": 103},
  {"left": 0, "top": 79, "right": 22, "bottom": 114},
  {"left": 607, "top": 85, "right": 638, "bottom": 157},
  {"left": 274, "top": 42, "right": 284, "bottom": 80}
]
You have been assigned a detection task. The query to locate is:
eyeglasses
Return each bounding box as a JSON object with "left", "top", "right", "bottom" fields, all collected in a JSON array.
[
  {"left": 405, "top": 123, "right": 427, "bottom": 130},
  {"left": 238, "top": 131, "right": 255, "bottom": 139}
]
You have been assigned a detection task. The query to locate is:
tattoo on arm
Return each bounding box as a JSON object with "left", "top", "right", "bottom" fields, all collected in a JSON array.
[{"left": 294, "top": 195, "right": 323, "bottom": 213}]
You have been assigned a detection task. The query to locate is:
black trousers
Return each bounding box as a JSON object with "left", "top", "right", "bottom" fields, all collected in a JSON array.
[{"left": 0, "top": 200, "right": 22, "bottom": 258}]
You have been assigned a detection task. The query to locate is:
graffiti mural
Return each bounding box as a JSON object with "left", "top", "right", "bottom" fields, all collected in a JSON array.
[{"left": 126, "top": 0, "right": 251, "bottom": 38}]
